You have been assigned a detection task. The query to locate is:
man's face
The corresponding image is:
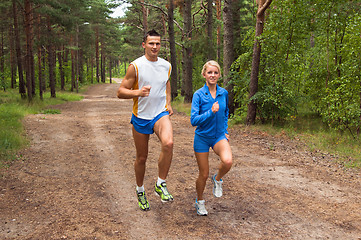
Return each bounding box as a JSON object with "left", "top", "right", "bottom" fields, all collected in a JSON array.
[{"left": 142, "top": 36, "right": 161, "bottom": 60}]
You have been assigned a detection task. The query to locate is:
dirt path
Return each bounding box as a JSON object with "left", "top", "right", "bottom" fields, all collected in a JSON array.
[{"left": 1, "top": 81, "right": 360, "bottom": 239}]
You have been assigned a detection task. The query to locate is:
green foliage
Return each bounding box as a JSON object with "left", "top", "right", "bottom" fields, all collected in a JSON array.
[
  {"left": 41, "top": 109, "right": 61, "bottom": 114},
  {"left": 172, "top": 95, "right": 192, "bottom": 116}
]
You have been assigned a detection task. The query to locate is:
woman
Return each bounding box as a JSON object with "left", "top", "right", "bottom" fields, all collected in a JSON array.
[{"left": 190, "top": 60, "right": 233, "bottom": 216}]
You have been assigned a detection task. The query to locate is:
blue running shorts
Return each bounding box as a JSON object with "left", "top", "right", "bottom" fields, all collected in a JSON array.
[
  {"left": 193, "top": 133, "right": 227, "bottom": 153},
  {"left": 131, "top": 111, "right": 169, "bottom": 134}
]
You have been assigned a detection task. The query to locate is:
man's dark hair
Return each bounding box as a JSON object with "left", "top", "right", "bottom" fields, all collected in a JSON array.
[{"left": 143, "top": 29, "right": 161, "bottom": 43}]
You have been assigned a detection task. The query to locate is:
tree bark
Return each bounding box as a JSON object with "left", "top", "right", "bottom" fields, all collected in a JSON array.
[
  {"left": 182, "top": 0, "right": 193, "bottom": 103},
  {"left": 141, "top": 0, "right": 148, "bottom": 33},
  {"left": 37, "top": 14, "right": 43, "bottom": 100},
  {"left": 47, "top": 16, "right": 56, "bottom": 98},
  {"left": 0, "top": 32, "right": 4, "bottom": 91},
  {"left": 95, "top": 26, "right": 100, "bottom": 83},
  {"left": 216, "top": 0, "right": 222, "bottom": 63},
  {"left": 223, "top": 0, "right": 235, "bottom": 114},
  {"left": 109, "top": 57, "right": 112, "bottom": 84},
  {"left": 246, "top": 0, "right": 273, "bottom": 125},
  {"left": 207, "top": 0, "right": 215, "bottom": 60},
  {"left": 24, "top": 0, "right": 35, "bottom": 100},
  {"left": 9, "top": 23, "right": 16, "bottom": 89},
  {"left": 101, "top": 41, "right": 106, "bottom": 83},
  {"left": 12, "top": 0, "right": 25, "bottom": 98},
  {"left": 58, "top": 46, "right": 65, "bottom": 91},
  {"left": 168, "top": 0, "right": 178, "bottom": 100}
]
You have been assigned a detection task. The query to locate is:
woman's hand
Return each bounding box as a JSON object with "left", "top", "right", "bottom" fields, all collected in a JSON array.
[{"left": 212, "top": 101, "right": 219, "bottom": 113}]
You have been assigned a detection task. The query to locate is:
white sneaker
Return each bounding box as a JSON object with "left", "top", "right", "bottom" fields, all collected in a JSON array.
[
  {"left": 211, "top": 174, "right": 223, "bottom": 198},
  {"left": 195, "top": 199, "right": 208, "bottom": 216}
]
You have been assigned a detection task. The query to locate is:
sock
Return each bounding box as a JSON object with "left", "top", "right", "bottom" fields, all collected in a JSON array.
[
  {"left": 136, "top": 185, "right": 145, "bottom": 193},
  {"left": 157, "top": 177, "right": 166, "bottom": 186},
  {"left": 197, "top": 199, "right": 205, "bottom": 204}
]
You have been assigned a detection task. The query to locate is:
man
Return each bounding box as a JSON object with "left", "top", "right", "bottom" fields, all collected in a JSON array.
[{"left": 117, "top": 29, "right": 174, "bottom": 211}]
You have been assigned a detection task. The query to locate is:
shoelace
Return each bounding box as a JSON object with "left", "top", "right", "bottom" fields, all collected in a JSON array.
[
  {"left": 138, "top": 193, "right": 147, "bottom": 204},
  {"left": 159, "top": 183, "right": 170, "bottom": 195}
]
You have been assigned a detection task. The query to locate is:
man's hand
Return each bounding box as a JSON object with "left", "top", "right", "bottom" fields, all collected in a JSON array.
[
  {"left": 139, "top": 85, "right": 151, "bottom": 97},
  {"left": 167, "top": 105, "right": 174, "bottom": 116}
]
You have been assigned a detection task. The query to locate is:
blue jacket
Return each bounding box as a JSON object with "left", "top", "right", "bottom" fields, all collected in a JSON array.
[{"left": 191, "top": 84, "right": 229, "bottom": 138}]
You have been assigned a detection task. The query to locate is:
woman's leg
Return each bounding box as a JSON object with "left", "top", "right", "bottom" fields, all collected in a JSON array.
[
  {"left": 213, "top": 139, "right": 233, "bottom": 181},
  {"left": 195, "top": 152, "right": 209, "bottom": 200}
]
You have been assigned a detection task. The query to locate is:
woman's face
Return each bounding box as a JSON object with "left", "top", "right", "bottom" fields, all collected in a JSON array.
[{"left": 203, "top": 65, "right": 220, "bottom": 87}]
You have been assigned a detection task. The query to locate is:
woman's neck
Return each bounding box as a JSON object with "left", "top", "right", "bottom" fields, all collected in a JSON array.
[{"left": 207, "top": 83, "right": 217, "bottom": 98}]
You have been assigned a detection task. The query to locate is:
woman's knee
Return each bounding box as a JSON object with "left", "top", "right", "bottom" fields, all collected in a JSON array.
[{"left": 222, "top": 157, "right": 233, "bottom": 169}]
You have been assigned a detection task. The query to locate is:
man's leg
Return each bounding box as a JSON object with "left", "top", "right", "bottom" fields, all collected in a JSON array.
[
  {"left": 153, "top": 115, "right": 174, "bottom": 202},
  {"left": 153, "top": 115, "right": 173, "bottom": 180},
  {"left": 132, "top": 126, "right": 150, "bottom": 187}
]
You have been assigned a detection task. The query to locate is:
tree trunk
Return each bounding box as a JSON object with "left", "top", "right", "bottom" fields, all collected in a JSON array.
[
  {"left": 141, "top": 0, "right": 148, "bottom": 33},
  {"left": 79, "top": 49, "right": 84, "bottom": 84},
  {"left": 246, "top": 0, "right": 273, "bottom": 125},
  {"left": 182, "top": 0, "right": 193, "bottom": 103},
  {"left": 216, "top": 0, "right": 222, "bottom": 63},
  {"left": 0, "top": 31, "right": 5, "bottom": 91},
  {"left": 24, "top": 0, "right": 35, "bottom": 101},
  {"left": 109, "top": 57, "right": 112, "bottom": 84},
  {"left": 207, "top": 0, "right": 215, "bottom": 60},
  {"left": 223, "top": 0, "right": 235, "bottom": 114},
  {"left": 58, "top": 46, "right": 65, "bottom": 90},
  {"left": 37, "top": 14, "right": 43, "bottom": 100},
  {"left": 91, "top": 56, "right": 94, "bottom": 84},
  {"left": 71, "top": 44, "right": 75, "bottom": 91},
  {"left": 168, "top": 0, "right": 178, "bottom": 100},
  {"left": 47, "top": 16, "right": 56, "bottom": 98},
  {"left": 75, "top": 24, "right": 79, "bottom": 93},
  {"left": 101, "top": 41, "right": 105, "bottom": 83},
  {"left": 13, "top": 0, "right": 25, "bottom": 98},
  {"left": 95, "top": 26, "right": 100, "bottom": 83},
  {"left": 9, "top": 23, "right": 16, "bottom": 89}
]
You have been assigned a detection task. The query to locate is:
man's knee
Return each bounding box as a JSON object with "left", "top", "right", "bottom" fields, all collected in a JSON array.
[
  {"left": 136, "top": 155, "right": 148, "bottom": 165},
  {"left": 161, "top": 137, "right": 173, "bottom": 152}
]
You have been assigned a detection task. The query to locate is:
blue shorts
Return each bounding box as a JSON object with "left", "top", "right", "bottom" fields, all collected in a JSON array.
[
  {"left": 131, "top": 111, "right": 169, "bottom": 134},
  {"left": 193, "top": 133, "right": 227, "bottom": 153}
]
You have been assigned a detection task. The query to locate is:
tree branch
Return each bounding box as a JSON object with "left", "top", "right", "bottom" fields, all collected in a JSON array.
[
  {"left": 135, "top": 1, "right": 183, "bottom": 32},
  {"left": 257, "top": 0, "right": 273, "bottom": 16}
]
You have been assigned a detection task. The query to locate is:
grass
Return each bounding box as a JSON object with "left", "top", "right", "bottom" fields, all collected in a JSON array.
[
  {"left": 172, "top": 101, "right": 360, "bottom": 169},
  {"left": 172, "top": 96, "right": 192, "bottom": 116},
  {"left": 0, "top": 89, "right": 83, "bottom": 169}
]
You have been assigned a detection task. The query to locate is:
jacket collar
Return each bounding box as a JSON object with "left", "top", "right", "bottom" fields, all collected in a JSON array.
[{"left": 203, "top": 83, "right": 223, "bottom": 97}]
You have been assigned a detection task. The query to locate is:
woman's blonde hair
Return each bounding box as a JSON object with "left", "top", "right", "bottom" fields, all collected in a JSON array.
[{"left": 201, "top": 60, "right": 221, "bottom": 76}]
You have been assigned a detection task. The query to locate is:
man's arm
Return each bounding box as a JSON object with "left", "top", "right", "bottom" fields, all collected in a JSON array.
[
  {"left": 166, "top": 80, "right": 173, "bottom": 116},
  {"left": 117, "top": 64, "right": 151, "bottom": 99}
]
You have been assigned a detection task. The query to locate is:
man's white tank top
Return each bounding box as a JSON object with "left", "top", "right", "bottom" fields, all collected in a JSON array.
[{"left": 131, "top": 55, "right": 172, "bottom": 120}]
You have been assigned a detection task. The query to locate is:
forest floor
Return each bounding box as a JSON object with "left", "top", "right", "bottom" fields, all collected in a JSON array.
[{"left": 1, "top": 81, "right": 361, "bottom": 240}]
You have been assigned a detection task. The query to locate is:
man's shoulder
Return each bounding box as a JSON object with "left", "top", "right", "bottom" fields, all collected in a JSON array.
[
  {"left": 132, "top": 55, "right": 146, "bottom": 64},
  {"left": 157, "top": 57, "right": 171, "bottom": 66}
]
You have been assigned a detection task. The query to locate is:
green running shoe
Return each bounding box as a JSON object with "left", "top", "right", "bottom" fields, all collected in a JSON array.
[
  {"left": 154, "top": 182, "right": 174, "bottom": 202},
  {"left": 137, "top": 191, "right": 150, "bottom": 211}
]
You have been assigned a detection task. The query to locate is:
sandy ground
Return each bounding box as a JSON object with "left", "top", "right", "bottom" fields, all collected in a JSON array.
[{"left": 0, "top": 80, "right": 360, "bottom": 240}]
